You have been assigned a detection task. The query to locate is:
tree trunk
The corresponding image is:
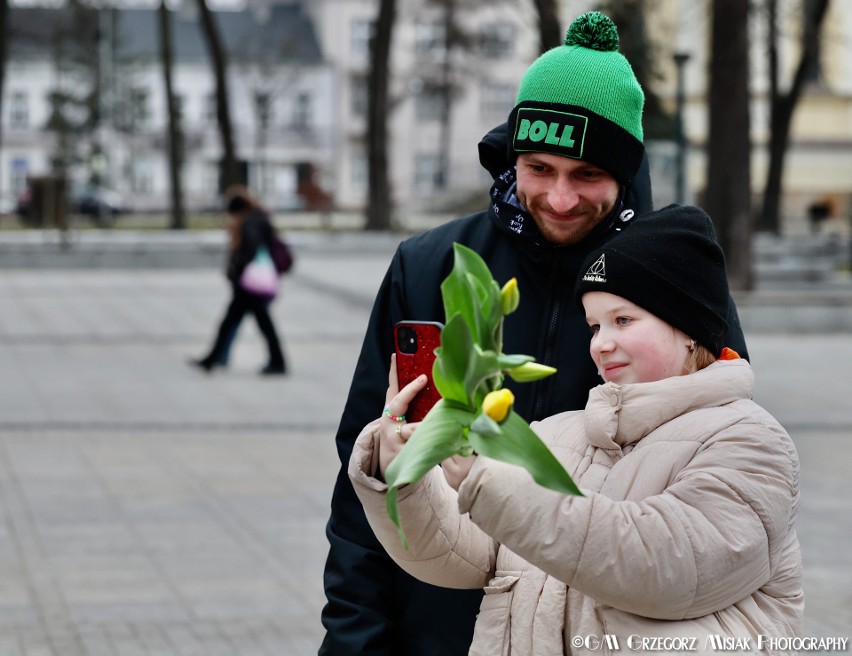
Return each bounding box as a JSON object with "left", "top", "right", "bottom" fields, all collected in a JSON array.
[
  {"left": 435, "top": 0, "right": 455, "bottom": 190},
  {"left": 705, "top": 0, "right": 752, "bottom": 290},
  {"left": 195, "top": 0, "right": 239, "bottom": 191},
  {"left": 532, "top": 0, "right": 561, "bottom": 53},
  {"left": 365, "top": 0, "right": 395, "bottom": 231},
  {"left": 158, "top": 0, "right": 186, "bottom": 230},
  {"left": 0, "top": 0, "right": 9, "bottom": 153},
  {"left": 757, "top": 0, "right": 830, "bottom": 234}
]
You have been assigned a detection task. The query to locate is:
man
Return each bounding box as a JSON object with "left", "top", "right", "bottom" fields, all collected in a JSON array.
[{"left": 320, "top": 11, "right": 748, "bottom": 655}]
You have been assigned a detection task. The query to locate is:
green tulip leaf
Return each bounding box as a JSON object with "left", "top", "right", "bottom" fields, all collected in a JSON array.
[
  {"left": 441, "top": 244, "right": 500, "bottom": 345},
  {"left": 432, "top": 315, "right": 477, "bottom": 407},
  {"left": 497, "top": 353, "right": 535, "bottom": 369},
  {"left": 385, "top": 400, "right": 474, "bottom": 547},
  {"left": 467, "top": 411, "right": 583, "bottom": 497},
  {"left": 469, "top": 412, "right": 502, "bottom": 437}
]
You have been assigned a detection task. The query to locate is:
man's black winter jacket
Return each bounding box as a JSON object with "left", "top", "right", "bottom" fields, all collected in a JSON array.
[{"left": 319, "top": 124, "right": 748, "bottom": 656}]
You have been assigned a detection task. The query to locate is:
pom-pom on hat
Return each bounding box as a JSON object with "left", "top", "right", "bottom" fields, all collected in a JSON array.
[
  {"left": 508, "top": 11, "right": 645, "bottom": 185},
  {"left": 574, "top": 205, "right": 731, "bottom": 356}
]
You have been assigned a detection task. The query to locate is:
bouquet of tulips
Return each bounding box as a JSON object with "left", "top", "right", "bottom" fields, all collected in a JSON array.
[{"left": 385, "top": 243, "right": 582, "bottom": 547}]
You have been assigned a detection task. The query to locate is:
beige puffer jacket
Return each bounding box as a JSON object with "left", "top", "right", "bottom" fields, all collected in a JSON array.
[{"left": 349, "top": 360, "right": 803, "bottom": 655}]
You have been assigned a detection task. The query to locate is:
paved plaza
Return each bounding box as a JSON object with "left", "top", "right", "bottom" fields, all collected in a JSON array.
[{"left": 0, "top": 231, "right": 850, "bottom": 654}]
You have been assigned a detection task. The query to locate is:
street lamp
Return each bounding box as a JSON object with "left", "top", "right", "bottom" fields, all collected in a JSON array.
[{"left": 673, "top": 52, "right": 690, "bottom": 205}]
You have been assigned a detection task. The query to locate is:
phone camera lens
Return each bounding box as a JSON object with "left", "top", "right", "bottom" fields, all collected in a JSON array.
[{"left": 398, "top": 326, "right": 418, "bottom": 354}]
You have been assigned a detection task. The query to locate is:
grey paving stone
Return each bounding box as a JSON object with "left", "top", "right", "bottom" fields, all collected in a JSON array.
[{"left": 0, "top": 242, "right": 849, "bottom": 654}]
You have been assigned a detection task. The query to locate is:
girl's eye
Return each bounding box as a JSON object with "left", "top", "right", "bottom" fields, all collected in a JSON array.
[
  {"left": 587, "top": 324, "right": 600, "bottom": 334},
  {"left": 616, "top": 316, "right": 631, "bottom": 326}
]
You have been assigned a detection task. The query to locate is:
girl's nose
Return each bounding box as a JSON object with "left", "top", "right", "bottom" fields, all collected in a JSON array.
[{"left": 591, "top": 331, "right": 615, "bottom": 356}]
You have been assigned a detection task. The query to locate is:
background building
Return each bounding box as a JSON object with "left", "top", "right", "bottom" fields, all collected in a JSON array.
[
  {"left": 2, "top": 2, "right": 334, "bottom": 213},
  {"left": 1, "top": 0, "right": 850, "bottom": 228}
]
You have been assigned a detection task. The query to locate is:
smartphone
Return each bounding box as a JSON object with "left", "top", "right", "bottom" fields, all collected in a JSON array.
[{"left": 394, "top": 320, "right": 444, "bottom": 422}]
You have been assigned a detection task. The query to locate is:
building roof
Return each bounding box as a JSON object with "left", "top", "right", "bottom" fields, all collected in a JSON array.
[{"left": 7, "top": 3, "right": 324, "bottom": 65}]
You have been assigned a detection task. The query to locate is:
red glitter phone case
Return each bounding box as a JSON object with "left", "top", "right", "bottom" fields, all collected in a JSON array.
[{"left": 394, "top": 321, "right": 444, "bottom": 422}]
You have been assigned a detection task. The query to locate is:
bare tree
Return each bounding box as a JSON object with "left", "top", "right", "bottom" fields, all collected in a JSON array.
[
  {"left": 158, "top": 0, "right": 185, "bottom": 229},
  {"left": 365, "top": 0, "right": 396, "bottom": 231},
  {"left": 0, "top": 0, "right": 9, "bottom": 154},
  {"left": 532, "top": 0, "right": 561, "bottom": 53},
  {"left": 43, "top": 2, "right": 100, "bottom": 177},
  {"left": 600, "top": 0, "right": 674, "bottom": 140},
  {"left": 756, "top": 0, "right": 830, "bottom": 233},
  {"left": 434, "top": 0, "right": 456, "bottom": 190},
  {"left": 195, "top": 0, "right": 240, "bottom": 190},
  {"left": 705, "top": 0, "right": 752, "bottom": 290}
]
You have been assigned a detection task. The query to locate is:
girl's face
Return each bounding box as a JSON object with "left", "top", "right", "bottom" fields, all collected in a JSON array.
[{"left": 583, "top": 291, "right": 692, "bottom": 385}]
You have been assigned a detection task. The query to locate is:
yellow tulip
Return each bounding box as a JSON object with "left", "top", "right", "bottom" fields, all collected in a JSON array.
[
  {"left": 501, "top": 277, "right": 520, "bottom": 315},
  {"left": 482, "top": 388, "right": 515, "bottom": 423}
]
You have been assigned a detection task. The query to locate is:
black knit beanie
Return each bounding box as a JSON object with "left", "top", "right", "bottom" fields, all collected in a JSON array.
[{"left": 574, "top": 205, "right": 730, "bottom": 356}]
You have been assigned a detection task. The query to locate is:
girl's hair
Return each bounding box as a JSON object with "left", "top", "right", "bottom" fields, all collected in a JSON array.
[
  {"left": 682, "top": 343, "right": 716, "bottom": 375},
  {"left": 224, "top": 185, "right": 259, "bottom": 214}
]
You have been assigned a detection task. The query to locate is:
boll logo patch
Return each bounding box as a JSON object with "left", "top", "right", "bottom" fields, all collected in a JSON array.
[
  {"left": 513, "top": 108, "right": 587, "bottom": 159},
  {"left": 582, "top": 254, "right": 607, "bottom": 283}
]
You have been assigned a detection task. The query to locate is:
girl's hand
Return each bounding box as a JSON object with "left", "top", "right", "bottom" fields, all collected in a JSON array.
[
  {"left": 442, "top": 454, "right": 477, "bottom": 491},
  {"left": 378, "top": 354, "right": 427, "bottom": 478}
]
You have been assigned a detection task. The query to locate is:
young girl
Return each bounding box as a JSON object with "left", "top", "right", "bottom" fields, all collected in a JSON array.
[{"left": 349, "top": 205, "right": 803, "bottom": 654}]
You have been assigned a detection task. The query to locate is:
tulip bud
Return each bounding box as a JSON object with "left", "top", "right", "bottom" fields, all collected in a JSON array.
[
  {"left": 500, "top": 278, "right": 520, "bottom": 315},
  {"left": 506, "top": 361, "right": 557, "bottom": 382},
  {"left": 482, "top": 388, "right": 515, "bottom": 423}
]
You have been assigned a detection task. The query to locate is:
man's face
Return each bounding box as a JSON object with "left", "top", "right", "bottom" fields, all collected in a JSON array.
[{"left": 515, "top": 152, "right": 620, "bottom": 246}]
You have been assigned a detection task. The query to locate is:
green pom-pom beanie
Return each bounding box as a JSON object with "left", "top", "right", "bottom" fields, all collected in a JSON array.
[{"left": 508, "top": 11, "right": 645, "bottom": 185}]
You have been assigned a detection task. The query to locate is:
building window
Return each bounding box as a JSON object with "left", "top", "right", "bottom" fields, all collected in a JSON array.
[
  {"left": 205, "top": 93, "right": 217, "bottom": 124},
  {"left": 130, "top": 87, "right": 151, "bottom": 130},
  {"left": 11, "top": 157, "right": 28, "bottom": 193},
  {"left": 480, "top": 82, "right": 515, "bottom": 120},
  {"left": 351, "top": 76, "right": 368, "bottom": 117},
  {"left": 351, "top": 19, "right": 374, "bottom": 57},
  {"left": 255, "top": 92, "right": 272, "bottom": 131},
  {"left": 479, "top": 22, "right": 514, "bottom": 59},
  {"left": 293, "top": 92, "right": 312, "bottom": 129},
  {"left": 351, "top": 150, "right": 367, "bottom": 191},
  {"left": 414, "top": 153, "right": 442, "bottom": 192},
  {"left": 131, "top": 157, "right": 153, "bottom": 194},
  {"left": 415, "top": 21, "right": 446, "bottom": 59},
  {"left": 203, "top": 161, "right": 219, "bottom": 195},
  {"left": 415, "top": 86, "right": 444, "bottom": 121},
  {"left": 9, "top": 92, "right": 29, "bottom": 129},
  {"left": 173, "top": 94, "right": 185, "bottom": 124}
]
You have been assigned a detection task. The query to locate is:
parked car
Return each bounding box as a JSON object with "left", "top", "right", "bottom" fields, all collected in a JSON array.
[
  {"left": 72, "top": 185, "right": 125, "bottom": 224},
  {"left": 16, "top": 183, "right": 125, "bottom": 227}
]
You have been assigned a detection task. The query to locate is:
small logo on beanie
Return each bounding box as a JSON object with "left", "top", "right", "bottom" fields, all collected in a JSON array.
[
  {"left": 582, "top": 254, "right": 607, "bottom": 283},
  {"left": 513, "top": 108, "right": 587, "bottom": 159}
]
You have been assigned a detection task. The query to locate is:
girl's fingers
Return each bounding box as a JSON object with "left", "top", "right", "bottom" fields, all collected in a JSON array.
[
  {"left": 385, "top": 354, "right": 400, "bottom": 405},
  {"left": 384, "top": 354, "right": 428, "bottom": 416}
]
